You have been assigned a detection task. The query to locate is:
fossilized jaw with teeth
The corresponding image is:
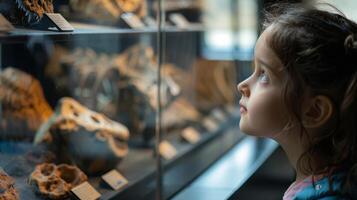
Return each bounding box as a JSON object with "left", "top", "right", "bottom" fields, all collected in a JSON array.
[{"left": 34, "top": 97, "right": 130, "bottom": 174}]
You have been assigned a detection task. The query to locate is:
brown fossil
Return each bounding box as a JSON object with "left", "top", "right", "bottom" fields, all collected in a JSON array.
[
  {"left": 0, "top": 0, "right": 53, "bottom": 25},
  {"left": 114, "top": 45, "right": 183, "bottom": 140},
  {"left": 115, "top": 0, "right": 143, "bottom": 13},
  {"left": 0, "top": 67, "right": 53, "bottom": 140},
  {"left": 161, "top": 97, "right": 202, "bottom": 130},
  {"left": 34, "top": 97, "right": 130, "bottom": 174},
  {"left": 64, "top": 48, "right": 121, "bottom": 118},
  {"left": 115, "top": 45, "right": 181, "bottom": 110},
  {"left": 0, "top": 169, "right": 19, "bottom": 200},
  {"left": 29, "top": 163, "right": 87, "bottom": 199},
  {"left": 192, "top": 59, "right": 237, "bottom": 111},
  {"left": 70, "top": 0, "right": 146, "bottom": 24}
]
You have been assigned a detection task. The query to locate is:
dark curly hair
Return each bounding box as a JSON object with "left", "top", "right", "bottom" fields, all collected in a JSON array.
[{"left": 262, "top": 2, "right": 357, "bottom": 194}]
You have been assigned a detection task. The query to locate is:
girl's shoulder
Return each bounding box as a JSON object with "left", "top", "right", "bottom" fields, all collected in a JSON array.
[{"left": 294, "top": 171, "right": 356, "bottom": 200}]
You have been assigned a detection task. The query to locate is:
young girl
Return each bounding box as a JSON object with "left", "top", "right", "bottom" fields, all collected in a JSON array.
[{"left": 237, "top": 3, "right": 357, "bottom": 199}]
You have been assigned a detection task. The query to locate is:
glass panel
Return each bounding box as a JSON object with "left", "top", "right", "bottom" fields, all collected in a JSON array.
[
  {"left": 0, "top": 0, "right": 262, "bottom": 199},
  {"left": 160, "top": 0, "right": 258, "bottom": 199},
  {"left": 0, "top": 1, "right": 161, "bottom": 199}
]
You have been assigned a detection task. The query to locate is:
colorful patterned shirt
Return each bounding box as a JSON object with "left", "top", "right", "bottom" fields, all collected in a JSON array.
[{"left": 283, "top": 171, "right": 352, "bottom": 199}]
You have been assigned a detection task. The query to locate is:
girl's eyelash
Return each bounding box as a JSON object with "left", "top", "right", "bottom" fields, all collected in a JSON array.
[{"left": 257, "top": 69, "right": 270, "bottom": 83}]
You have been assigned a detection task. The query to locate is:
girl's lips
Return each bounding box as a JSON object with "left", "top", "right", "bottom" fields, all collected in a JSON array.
[
  {"left": 240, "top": 106, "right": 247, "bottom": 114},
  {"left": 239, "top": 103, "right": 247, "bottom": 113}
]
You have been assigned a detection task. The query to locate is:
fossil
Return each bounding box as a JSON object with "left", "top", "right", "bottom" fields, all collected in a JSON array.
[
  {"left": 192, "top": 59, "right": 237, "bottom": 111},
  {"left": 0, "top": 67, "right": 53, "bottom": 140},
  {"left": 115, "top": 45, "right": 181, "bottom": 110},
  {"left": 115, "top": 0, "right": 143, "bottom": 13},
  {"left": 0, "top": 0, "right": 54, "bottom": 25},
  {"left": 114, "top": 45, "right": 183, "bottom": 140},
  {"left": 69, "top": 0, "right": 146, "bottom": 24},
  {"left": 64, "top": 48, "right": 121, "bottom": 118},
  {"left": 34, "top": 97, "right": 130, "bottom": 174},
  {"left": 29, "top": 163, "right": 87, "bottom": 199},
  {"left": 48, "top": 45, "right": 182, "bottom": 142},
  {"left": 0, "top": 168, "right": 19, "bottom": 200},
  {"left": 161, "top": 97, "right": 202, "bottom": 130}
]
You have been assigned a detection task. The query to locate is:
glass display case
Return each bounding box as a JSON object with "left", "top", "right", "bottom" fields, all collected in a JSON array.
[{"left": 0, "top": 0, "right": 259, "bottom": 199}]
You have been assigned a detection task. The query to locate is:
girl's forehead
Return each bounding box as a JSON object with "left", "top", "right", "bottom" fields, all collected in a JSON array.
[{"left": 254, "top": 28, "right": 284, "bottom": 71}]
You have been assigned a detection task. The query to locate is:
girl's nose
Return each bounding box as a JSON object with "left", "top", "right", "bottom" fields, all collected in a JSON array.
[{"left": 237, "top": 80, "right": 250, "bottom": 97}]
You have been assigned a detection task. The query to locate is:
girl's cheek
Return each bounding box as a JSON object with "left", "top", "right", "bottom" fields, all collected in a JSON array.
[{"left": 249, "top": 92, "right": 287, "bottom": 135}]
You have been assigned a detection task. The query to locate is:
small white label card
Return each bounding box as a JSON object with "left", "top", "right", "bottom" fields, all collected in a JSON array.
[
  {"left": 45, "top": 13, "right": 74, "bottom": 32},
  {"left": 143, "top": 16, "right": 157, "bottom": 27},
  {"left": 211, "top": 108, "right": 227, "bottom": 122},
  {"left": 169, "top": 13, "right": 190, "bottom": 28},
  {"left": 102, "top": 169, "right": 128, "bottom": 191},
  {"left": 0, "top": 14, "right": 14, "bottom": 33},
  {"left": 71, "top": 181, "right": 101, "bottom": 200},
  {"left": 121, "top": 13, "right": 145, "bottom": 29},
  {"left": 181, "top": 127, "right": 201, "bottom": 144},
  {"left": 203, "top": 117, "right": 219, "bottom": 132},
  {"left": 159, "top": 140, "right": 177, "bottom": 160}
]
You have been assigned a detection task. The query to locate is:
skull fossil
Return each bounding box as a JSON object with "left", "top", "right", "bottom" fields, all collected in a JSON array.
[
  {"left": 0, "top": 168, "right": 19, "bottom": 200},
  {"left": 34, "top": 97, "right": 130, "bottom": 174},
  {"left": 0, "top": 67, "right": 53, "bottom": 141},
  {"left": 0, "top": 0, "right": 54, "bottom": 25},
  {"left": 29, "top": 163, "right": 87, "bottom": 199}
]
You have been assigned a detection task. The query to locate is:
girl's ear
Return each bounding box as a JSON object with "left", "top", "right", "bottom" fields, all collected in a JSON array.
[{"left": 302, "top": 95, "right": 334, "bottom": 128}]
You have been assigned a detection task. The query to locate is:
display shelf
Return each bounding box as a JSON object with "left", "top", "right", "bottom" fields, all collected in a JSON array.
[
  {"left": 0, "top": 107, "right": 243, "bottom": 200},
  {"left": 0, "top": 23, "right": 206, "bottom": 44},
  {"left": 96, "top": 107, "right": 244, "bottom": 200},
  {"left": 172, "top": 137, "right": 279, "bottom": 200}
]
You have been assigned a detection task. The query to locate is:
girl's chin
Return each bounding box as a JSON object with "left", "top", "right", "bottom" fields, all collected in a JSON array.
[{"left": 239, "top": 123, "right": 271, "bottom": 137}]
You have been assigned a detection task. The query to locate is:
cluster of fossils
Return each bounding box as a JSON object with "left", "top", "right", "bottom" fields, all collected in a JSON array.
[
  {"left": 0, "top": 43, "right": 237, "bottom": 199},
  {"left": 0, "top": 67, "right": 130, "bottom": 198},
  {"left": 0, "top": 163, "right": 88, "bottom": 200},
  {"left": 48, "top": 45, "right": 199, "bottom": 140},
  {"left": 0, "top": 0, "right": 146, "bottom": 26},
  {"left": 0, "top": 68, "right": 129, "bottom": 169}
]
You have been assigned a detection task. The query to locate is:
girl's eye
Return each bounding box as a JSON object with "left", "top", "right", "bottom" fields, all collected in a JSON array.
[{"left": 258, "top": 70, "right": 269, "bottom": 83}]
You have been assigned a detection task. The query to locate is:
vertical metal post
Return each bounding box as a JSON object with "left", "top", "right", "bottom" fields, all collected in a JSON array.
[{"left": 156, "top": 0, "right": 165, "bottom": 199}]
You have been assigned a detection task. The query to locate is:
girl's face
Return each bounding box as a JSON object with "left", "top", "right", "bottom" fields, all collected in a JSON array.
[{"left": 237, "top": 27, "right": 289, "bottom": 138}]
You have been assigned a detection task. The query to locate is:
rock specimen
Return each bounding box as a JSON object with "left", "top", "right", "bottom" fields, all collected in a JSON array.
[
  {"left": 29, "top": 163, "right": 87, "bottom": 199},
  {"left": 0, "top": 169, "right": 19, "bottom": 200},
  {"left": 0, "top": 67, "right": 53, "bottom": 140},
  {"left": 0, "top": 0, "right": 54, "bottom": 25},
  {"left": 34, "top": 97, "right": 129, "bottom": 174}
]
